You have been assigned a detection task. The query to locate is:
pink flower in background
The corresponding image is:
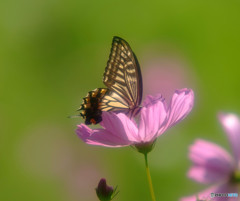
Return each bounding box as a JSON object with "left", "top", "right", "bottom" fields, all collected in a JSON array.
[
  {"left": 76, "top": 88, "right": 194, "bottom": 150},
  {"left": 142, "top": 57, "right": 196, "bottom": 102},
  {"left": 181, "top": 113, "right": 240, "bottom": 201}
]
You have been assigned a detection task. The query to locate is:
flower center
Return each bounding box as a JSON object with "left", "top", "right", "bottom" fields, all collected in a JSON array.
[{"left": 231, "top": 170, "right": 240, "bottom": 183}]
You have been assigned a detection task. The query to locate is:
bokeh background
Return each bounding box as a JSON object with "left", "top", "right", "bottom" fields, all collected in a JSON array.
[{"left": 1, "top": 0, "right": 240, "bottom": 200}]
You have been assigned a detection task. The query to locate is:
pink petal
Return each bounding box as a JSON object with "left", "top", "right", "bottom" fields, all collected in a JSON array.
[
  {"left": 219, "top": 113, "right": 240, "bottom": 167},
  {"left": 188, "top": 139, "right": 234, "bottom": 184},
  {"left": 138, "top": 96, "right": 167, "bottom": 142},
  {"left": 76, "top": 112, "right": 139, "bottom": 147},
  {"left": 142, "top": 94, "right": 164, "bottom": 107},
  {"left": 180, "top": 185, "right": 218, "bottom": 201},
  {"left": 76, "top": 124, "right": 130, "bottom": 147},
  {"left": 180, "top": 183, "right": 239, "bottom": 201},
  {"left": 100, "top": 112, "right": 139, "bottom": 142},
  {"left": 166, "top": 88, "right": 194, "bottom": 128}
]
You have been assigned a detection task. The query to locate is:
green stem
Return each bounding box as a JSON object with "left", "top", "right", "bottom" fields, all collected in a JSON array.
[{"left": 144, "top": 153, "right": 156, "bottom": 201}]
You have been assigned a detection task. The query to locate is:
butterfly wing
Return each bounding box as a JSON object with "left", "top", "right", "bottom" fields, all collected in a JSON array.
[
  {"left": 79, "top": 88, "right": 108, "bottom": 125},
  {"left": 101, "top": 36, "right": 143, "bottom": 115},
  {"left": 79, "top": 36, "right": 143, "bottom": 125}
]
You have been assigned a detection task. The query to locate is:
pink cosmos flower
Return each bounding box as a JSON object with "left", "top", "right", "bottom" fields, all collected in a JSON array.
[
  {"left": 76, "top": 88, "right": 194, "bottom": 150},
  {"left": 142, "top": 57, "right": 196, "bottom": 102},
  {"left": 181, "top": 113, "right": 240, "bottom": 201}
]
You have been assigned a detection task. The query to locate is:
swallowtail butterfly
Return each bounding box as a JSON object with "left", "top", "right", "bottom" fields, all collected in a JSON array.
[{"left": 79, "top": 36, "right": 143, "bottom": 125}]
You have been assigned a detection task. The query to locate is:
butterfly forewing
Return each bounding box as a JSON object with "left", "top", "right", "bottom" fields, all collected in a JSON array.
[{"left": 102, "top": 37, "right": 143, "bottom": 113}]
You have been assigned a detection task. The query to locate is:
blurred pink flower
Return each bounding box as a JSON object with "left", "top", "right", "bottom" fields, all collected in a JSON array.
[
  {"left": 76, "top": 88, "right": 194, "bottom": 150},
  {"left": 181, "top": 113, "right": 240, "bottom": 201},
  {"left": 142, "top": 57, "right": 196, "bottom": 102}
]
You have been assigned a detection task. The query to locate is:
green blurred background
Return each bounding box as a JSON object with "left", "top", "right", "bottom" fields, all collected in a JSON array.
[{"left": 1, "top": 0, "right": 240, "bottom": 200}]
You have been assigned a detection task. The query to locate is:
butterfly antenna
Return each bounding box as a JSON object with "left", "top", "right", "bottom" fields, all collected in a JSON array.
[{"left": 68, "top": 114, "right": 81, "bottom": 118}]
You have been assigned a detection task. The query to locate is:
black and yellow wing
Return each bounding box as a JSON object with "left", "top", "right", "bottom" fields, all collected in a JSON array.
[
  {"left": 101, "top": 36, "right": 142, "bottom": 114},
  {"left": 79, "top": 36, "right": 143, "bottom": 125}
]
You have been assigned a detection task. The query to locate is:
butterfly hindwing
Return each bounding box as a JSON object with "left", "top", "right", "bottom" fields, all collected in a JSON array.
[
  {"left": 79, "top": 88, "right": 108, "bottom": 125},
  {"left": 100, "top": 90, "right": 129, "bottom": 112}
]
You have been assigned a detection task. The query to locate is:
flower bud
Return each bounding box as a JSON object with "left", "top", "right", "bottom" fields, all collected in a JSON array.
[{"left": 96, "top": 178, "right": 118, "bottom": 201}]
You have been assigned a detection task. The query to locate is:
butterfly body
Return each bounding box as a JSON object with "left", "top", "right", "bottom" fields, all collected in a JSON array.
[
  {"left": 79, "top": 36, "right": 143, "bottom": 125},
  {"left": 79, "top": 88, "right": 108, "bottom": 125}
]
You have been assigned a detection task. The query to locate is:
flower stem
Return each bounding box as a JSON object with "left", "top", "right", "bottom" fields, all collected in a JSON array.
[{"left": 144, "top": 153, "right": 156, "bottom": 201}]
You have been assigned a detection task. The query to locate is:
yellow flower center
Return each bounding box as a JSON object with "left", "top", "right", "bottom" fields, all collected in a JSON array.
[{"left": 232, "top": 170, "right": 240, "bottom": 183}]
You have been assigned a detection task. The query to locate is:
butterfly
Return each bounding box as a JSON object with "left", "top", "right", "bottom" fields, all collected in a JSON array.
[{"left": 79, "top": 36, "right": 143, "bottom": 125}]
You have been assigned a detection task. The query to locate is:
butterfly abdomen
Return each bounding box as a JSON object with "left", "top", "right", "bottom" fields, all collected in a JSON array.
[{"left": 79, "top": 88, "right": 108, "bottom": 125}]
